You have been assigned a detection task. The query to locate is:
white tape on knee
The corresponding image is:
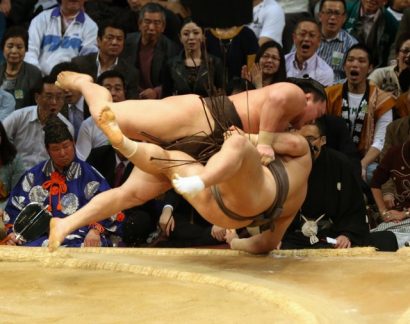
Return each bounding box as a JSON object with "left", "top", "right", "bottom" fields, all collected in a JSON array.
[{"left": 113, "top": 136, "right": 138, "bottom": 159}]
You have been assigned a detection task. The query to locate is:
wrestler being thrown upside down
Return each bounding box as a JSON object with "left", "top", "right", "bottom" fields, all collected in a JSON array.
[{"left": 48, "top": 72, "right": 324, "bottom": 253}]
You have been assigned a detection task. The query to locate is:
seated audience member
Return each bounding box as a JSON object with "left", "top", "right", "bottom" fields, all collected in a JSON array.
[
  {"left": 248, "top": 0, "right": 285, "bottom": 47},
  {"left": 326, "top": 44, "right": 396, "bottom": 183},
  {"left": 0, "top": 26, "right": 42, "bottom": 109},
  {"left": 395, "top": 68, "right": 410, "bottom": 117},
  {"left": 282, "top": 119, "right": 368, "bottom": 249},
  {"left": 0, "top": 122, "right": 25, "bottom": 211},
  {"left": 371, "top": 139, "right": 410, "bottom": 248},
  {"left": 387, "top": 0, "right": 410, "bottom": 23},
  {"left": 369, "top": 33, "right": 410, "bottom": 99},
  {"left": 2, "top": 117, "right": 113, "bottom": 247},
  {"left": 163, "top": 19, "right": 223, "bottom": 97},
  {"left": 50, "top": 62, "right": 88, "bottom": 140},
  {"left": 2, "top": 75, "right": 73, "bottom": 170},
  {"left": 122, "top": 0, "right": 183, "bottom": 44},
  {"left": 241, "top": 40, "right": 287, "bottom": 89},
  {"left": 344, "top": 0, "right": 398, "bottom": 68},
  {"left": 317, "top": 0, "right": 358, "bottom": 83},
  {"left": 285, "top": 17, "right": 334, "bottom": 87},
  {"left": 76, "top": 70, "right": 126, "bottom": 160},
  {"left": 153, "top": 189, "right": 226, "bottom": 248},
  {"left": 24, "top": 0, "right": 98, "bottom": 75},
  {"left": 71, "top": 19, "right": 139, "bottom": 99},
  {"left": 121, "top": 2, "right": 180, "bottom": 99},
  {"left": 206, "top": 25, "right": 259, "bottom": 83},
  {"left": 0, "top": 88, "right": 15, "bottom": 120},
  {"left": 281, "top": 119, "right": 398, "bottom": 251},
  {"left": 276, "top": 0, "right": 312, "bottom": 54}
]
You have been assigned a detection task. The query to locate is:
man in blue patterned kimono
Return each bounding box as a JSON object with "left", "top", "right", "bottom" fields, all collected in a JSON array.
[{"left": 2, "top": 116, "right": 114, "bottom": 247}]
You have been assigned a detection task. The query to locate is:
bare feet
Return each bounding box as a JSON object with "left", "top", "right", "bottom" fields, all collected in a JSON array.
[
  {"left": 55, "top": 71, "right": 93, "bottom": 91},
  {"left": 96, "top": 106, "right": 124, "bottom": 148},
  {"left": 48, "top": 218, "right": 66, "bottom": 252}
]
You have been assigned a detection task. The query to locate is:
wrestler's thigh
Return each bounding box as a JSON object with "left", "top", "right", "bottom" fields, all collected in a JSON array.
[{"left": 121, "top": 167, "right": 172, "bottom": 203}]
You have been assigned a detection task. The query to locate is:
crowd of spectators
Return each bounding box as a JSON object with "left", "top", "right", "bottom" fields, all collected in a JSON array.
[{"left": 0, "top": 0, "right": 409, "bottom": 252}]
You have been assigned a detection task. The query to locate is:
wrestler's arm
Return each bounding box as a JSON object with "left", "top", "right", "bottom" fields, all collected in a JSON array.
[
  {"left": 271, "top": 132, "right": 309, "bottom": 157},
  {"left": 229, "top": 230, "right": 278, "bottom": 254}
]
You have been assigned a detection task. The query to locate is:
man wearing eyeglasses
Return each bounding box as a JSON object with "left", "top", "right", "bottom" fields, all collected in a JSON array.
[
  {"left": 285, "top": 17, "right": 334, "bottom": 86},
  {"left": 317, "top": 0, "right": 358, "bottom": 83},
  {"left": 2, "top": 75, "right": 73, "bottom": 170}
]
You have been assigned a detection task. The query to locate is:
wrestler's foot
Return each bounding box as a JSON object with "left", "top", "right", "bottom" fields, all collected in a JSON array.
[
  {"left": 172, "top": 174, "right": 205, "bottom": 198},
  {"left": 97, "top": 106, "right": 124, "bottom": 147},
  {"left": 48, "top": 218, "right": 66, "bottom": 252},
  {"left": 55, "top": 71, "right": 93, "bottom": 91}
]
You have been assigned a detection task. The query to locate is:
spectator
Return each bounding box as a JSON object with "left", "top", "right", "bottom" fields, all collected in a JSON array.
[
  {"left": 76, "top": 70, "right": 127, "bottom": 160},
  {"left": 371, "top": 139, "right": 410, "bottom": 247},
  {"left": 248, "top": 0, "right": 285, "bottom": 46},
  {"left": 387, "top": 0, "right": 410, "bottom": 23},
  {"left": 121, "top": 2, "right": 180, "bottom": 99},
  {"left": 369, "top": 33, "right": 410, "bottom": 99},
  {"left": 24, "top": 0, "right": 98, "bottom": 75},
  {"left": 0, "top": 89, "right": 14, "bottom": 120},
  {"left": 285, "top": 17, "right": 334, "bottom": 86},
  {"left": 123, "top": 0, "right": 183, "bottom": 44},
  {"left": 2, "top": 116, "right": 114, "bottom": 247},
  {"left": 241, "top": 40, "right": 287, "bottom": 89},
  {"left": 0, "top": 26, "right": 43, "bottom": 109},
  {"left": 282, "top": 119, "right": 369, "bottom": 249},
  {"left": 163, "top": 19, "right": 223, "bottom": 97},
  {"left": 317, "top": 0, "right": 358, "bottom": 83},
  {"left": 72, "top": 19, "right": 139, "bottom": 99},
  {"left": 2, "top": 75, "right": 74, "bottom": 170},
  {"left": 344, "top": 0, "right": 398, "bottom": 68},
  {"left": 0, "top": 0, "right": 10, "bottom": 61},
  {"left": 326, "top": 44, "right": 396, "bottom": 183},
  {"left": 0, "top": 122, "right": 25, "bottom": 210}
]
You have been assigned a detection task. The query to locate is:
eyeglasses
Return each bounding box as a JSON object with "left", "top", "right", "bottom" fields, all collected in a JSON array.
[
  {"left": 260, "top": 54, "right": 280, "bottom": 61},
  {"left": 321, "top": 10, "right": 345, "bottom": 17},
  {"left": 305, "top": 135, "right": 321, "bottom": 143},
  {"left": 400, "top": 48, "right": 410, "bottom": 55},
  {"left": 43, "top": 94, "right": 64, "bottom": 102},
  {"left": 142, "top": 18, "right": 163, "bottom": 27},
  {"left": 295, "top": 31, "right": 319, "bottom": 39}
]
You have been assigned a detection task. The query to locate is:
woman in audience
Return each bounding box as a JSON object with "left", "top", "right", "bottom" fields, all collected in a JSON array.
[
  {"left": 240, "top": 40, "right": 286, "bottom": 89},
  {"left": 369, "top": 32, "right": 410, "bottom": 99},
  {"left": 371, "top": 139, "right": 410, "bottom": 247},
  {"left": 0, "top": 26, "right": 42, "bottom": 109},
  {"left": 163, "top": 19, "right": 224, "bottom": 97}
]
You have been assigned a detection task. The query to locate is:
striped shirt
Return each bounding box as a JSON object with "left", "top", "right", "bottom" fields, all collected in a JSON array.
[{"left": 317, "top": 29, "right": 358, "bottom": 83}]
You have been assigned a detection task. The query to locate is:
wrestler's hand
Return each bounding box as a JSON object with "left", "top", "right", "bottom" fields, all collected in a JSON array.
[
  {"left": 257, "top": 144, "right": 275, "bottom": 165},
  {"left": 3, "top": 233, "right": 23, "bottom": 246},
  {"left": 139, "top": 88, "right": 157, "bottom": 99},
  {"left": 224, "top": 229, "right": 239, "bottom": 246},
  {"left": 334, "top": 235, "right": 351, "bottom": 249},
  {"left": 159, "top": 211, "right": 175, "bottom": 237},
  {"left": 211, "top": 225, "right": 226, "bottom": 241},
  {"left": 83, "top": 229, "right": 102, "bottom": 247}
]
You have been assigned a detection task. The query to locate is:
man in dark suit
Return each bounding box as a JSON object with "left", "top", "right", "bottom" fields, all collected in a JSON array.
[
  {"left": 121, "top": 2, "right": 180, "bottom": 99},
  {"left": 72, "top": 20, "right": 139, "bottom": 99}
]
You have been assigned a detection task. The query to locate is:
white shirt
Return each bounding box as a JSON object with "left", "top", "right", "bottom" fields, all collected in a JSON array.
[
  {"left": 285, "top": 51, "right": 334, "bottom": 86},
  {"left": 2, "top": 105, "right": 74, "bottom": 170},
  {"left": 76, "top": 116, "right": 108, "bottom": 160},
  {"left": 248, "top": 0, "right": 285, "bottom": 45}
]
